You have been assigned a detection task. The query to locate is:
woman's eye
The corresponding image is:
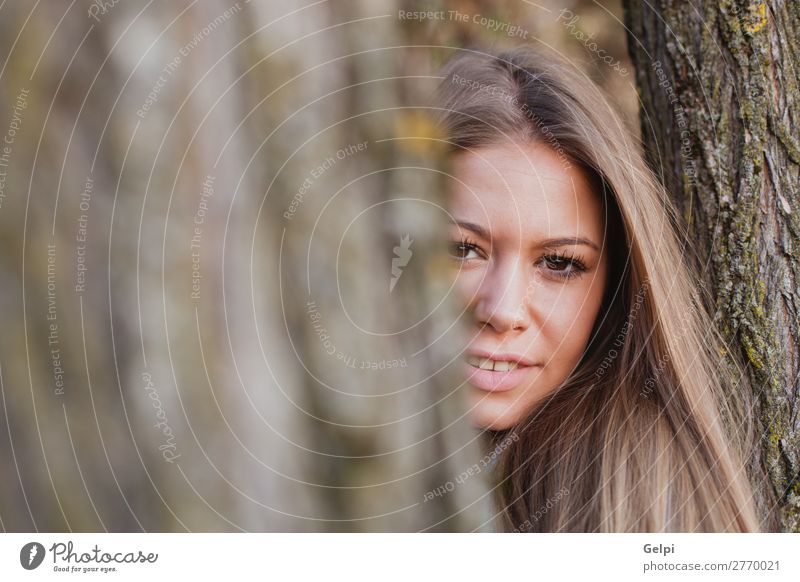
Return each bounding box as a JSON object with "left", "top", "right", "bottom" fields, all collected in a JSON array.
[
  {"left": 448, "top": 241, "right": 481, "bottom": 261},
  {"left": 541, "top": 254, "right": 586, "bottom": 279},
  {"left": 544, "top": 256, "right": 570, "bottom": 271}
]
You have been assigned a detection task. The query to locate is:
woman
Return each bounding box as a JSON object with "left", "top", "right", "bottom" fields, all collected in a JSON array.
[{"left": 436, "top": 47, "right": 761, "bottom": 532}]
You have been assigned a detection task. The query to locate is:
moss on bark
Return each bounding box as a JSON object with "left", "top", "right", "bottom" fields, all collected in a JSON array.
[{"left": 625, "top": 0, "right": 800, "bottom": 531}]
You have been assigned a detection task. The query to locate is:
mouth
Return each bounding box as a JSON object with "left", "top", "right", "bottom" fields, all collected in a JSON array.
[{"left": 463, "top": 353, "right": 538, "bottom": 392}]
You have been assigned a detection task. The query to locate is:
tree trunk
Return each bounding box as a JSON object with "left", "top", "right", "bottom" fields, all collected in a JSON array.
[{"left": 624, "top": 0, "right": 800, "bottom": 531}]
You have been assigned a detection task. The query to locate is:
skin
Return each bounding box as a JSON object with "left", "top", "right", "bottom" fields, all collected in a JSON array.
[{"left": 447, "top": 141, "right": 609, "bottom": 430}]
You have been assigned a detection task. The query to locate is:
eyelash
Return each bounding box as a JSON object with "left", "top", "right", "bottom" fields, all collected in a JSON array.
[{"left": 448, "top": 237, "right": 588, "bottom": 280}]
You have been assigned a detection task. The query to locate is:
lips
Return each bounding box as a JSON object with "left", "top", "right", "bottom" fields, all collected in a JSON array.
[
  {"left": 467, "top": 349, "right": 537, "bottom": 367},
  {"left": 463, "top": 351, "right": 538, "bottom": 392}
]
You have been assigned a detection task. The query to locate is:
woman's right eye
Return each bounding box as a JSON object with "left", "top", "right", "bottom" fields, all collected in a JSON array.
[{"left": 448, "top": 240, "right": 481, "bottom": 261}]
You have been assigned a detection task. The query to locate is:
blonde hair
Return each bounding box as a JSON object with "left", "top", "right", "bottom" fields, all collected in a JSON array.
[{"left": 437, "top": 47, "right": 761, "bottom": 532}]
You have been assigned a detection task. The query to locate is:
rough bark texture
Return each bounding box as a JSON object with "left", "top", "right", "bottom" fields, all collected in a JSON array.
[{"left": 624, "top": 0, "right": 799, "bottom": 531}]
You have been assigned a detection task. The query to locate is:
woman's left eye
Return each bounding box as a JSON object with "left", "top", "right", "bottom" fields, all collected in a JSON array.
[{"left": 540, "top": 253, "right": 587, "bottom": 279}]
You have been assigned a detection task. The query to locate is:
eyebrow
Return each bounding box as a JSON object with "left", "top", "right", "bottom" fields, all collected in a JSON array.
[{"left": 450, "top": 219, "right": 600, "bottom": 251}]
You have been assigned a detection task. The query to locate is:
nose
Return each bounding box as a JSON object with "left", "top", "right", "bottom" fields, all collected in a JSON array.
[{"left": 471, "top": 256, "right": 533, "bottom": 334}]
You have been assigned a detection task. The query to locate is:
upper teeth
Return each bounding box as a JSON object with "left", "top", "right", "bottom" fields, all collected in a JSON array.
[{"left": 467, "top": 357, "right": 519, "bottom": 372}]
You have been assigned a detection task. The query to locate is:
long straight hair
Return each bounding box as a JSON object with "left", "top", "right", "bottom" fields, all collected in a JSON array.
[{"left": 437, "top": 47, "right": 761, "bottom": 532}]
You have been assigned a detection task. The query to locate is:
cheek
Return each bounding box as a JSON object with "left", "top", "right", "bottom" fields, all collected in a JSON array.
[
  {"left": 539, "top": 277, "right": 607, "bottom": 363},
  {"left": 452, "top": 266, "right": 483, "bottom": 303}
]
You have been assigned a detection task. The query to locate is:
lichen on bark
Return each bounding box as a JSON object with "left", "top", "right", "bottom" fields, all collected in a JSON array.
[{"left": 625, "top": 0, "right": 800, "bottom": 531}]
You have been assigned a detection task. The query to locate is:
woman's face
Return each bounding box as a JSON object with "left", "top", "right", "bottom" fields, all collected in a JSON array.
[{"left": 447, "top": 141, "right": 609, "bottom": 430}]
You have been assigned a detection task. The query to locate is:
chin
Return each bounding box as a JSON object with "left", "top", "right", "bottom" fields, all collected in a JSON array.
[{"left": 467, "top": 393, "right": 524, "bottom": 431}]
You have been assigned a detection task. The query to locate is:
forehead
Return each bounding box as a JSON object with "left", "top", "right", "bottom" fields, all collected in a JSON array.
[{"left": 448, "top": 141, "right": 605, "bottom": 242}]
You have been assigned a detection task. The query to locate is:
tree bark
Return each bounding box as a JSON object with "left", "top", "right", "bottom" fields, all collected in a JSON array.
[{"left": 624, "top": 0, "right": 800, "bottom": 531}]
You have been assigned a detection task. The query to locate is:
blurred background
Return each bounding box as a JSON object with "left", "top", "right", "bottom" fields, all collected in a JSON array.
[{"left": 0, "top": 0, "right": 636, "bottom": 532}]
